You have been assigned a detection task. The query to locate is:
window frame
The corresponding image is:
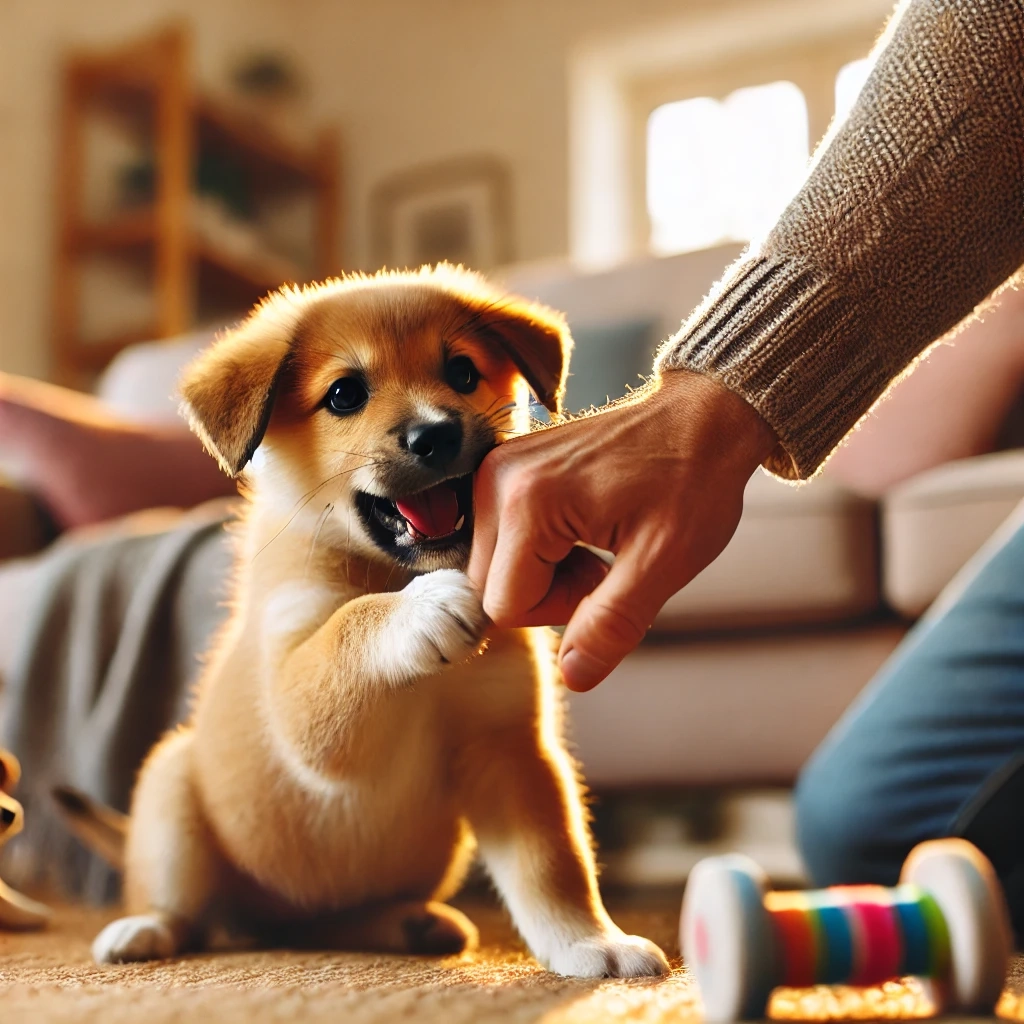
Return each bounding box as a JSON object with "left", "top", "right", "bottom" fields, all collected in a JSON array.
[
  {"left": 569, "top": 0, "right": 892, "bottom": 268},
  {"left": 631, "top": 35, "right": 875, "bottom": 257}
]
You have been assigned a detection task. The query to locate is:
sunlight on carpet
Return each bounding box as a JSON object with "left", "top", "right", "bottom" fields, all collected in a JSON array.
[{"left": 0, "top": 899, "right": 1018, "bottom": 1024}]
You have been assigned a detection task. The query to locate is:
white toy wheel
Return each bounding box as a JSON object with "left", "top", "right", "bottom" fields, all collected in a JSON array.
[
  {"left": 901, "top": 838, "right": 1010, "bottom": 1012},
  {"left": 681, "top": 855, "right": 776, "bottom": 1022}
]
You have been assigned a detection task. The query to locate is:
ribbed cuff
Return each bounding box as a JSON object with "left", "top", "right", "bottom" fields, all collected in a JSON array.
[{"left": 655, "top": 252, "right": 897, "bottom": 481}]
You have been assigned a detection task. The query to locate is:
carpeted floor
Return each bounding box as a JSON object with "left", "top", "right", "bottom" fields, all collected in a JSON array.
[{"left": 1, "top": 895, "right": 1023, "bottom": 1023}]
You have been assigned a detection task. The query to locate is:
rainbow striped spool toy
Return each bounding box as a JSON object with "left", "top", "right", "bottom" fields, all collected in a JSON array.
[{"left": 680, "top": 839, "right": 1011, "bottom": 1022}]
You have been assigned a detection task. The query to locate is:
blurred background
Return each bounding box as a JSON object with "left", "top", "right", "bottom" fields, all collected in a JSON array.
[
  {"left": 4, "top": 0, "right": 1024, "bottom": 896},
  {"left": 0, "top": 0, "right": 890, "bottom": 386}
]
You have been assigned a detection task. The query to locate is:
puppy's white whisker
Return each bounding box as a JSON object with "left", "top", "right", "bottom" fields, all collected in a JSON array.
[
  {"left": 344, "top": 514, "right": 352, "bottom": 585},
  {"left": 304, "top": 503, "right": 335, "bottom": 578},
  {"left": 251, "top": 460, "right": 383, "bottom": 563}
]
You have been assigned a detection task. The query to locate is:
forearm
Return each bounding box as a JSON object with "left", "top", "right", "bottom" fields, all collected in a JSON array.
[{"left": 658, "top": 0, "right": 1024, "bottom": 479}]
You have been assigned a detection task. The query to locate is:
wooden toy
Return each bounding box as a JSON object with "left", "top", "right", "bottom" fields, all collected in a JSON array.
[
  {"left": 0, "top": 749, "right": 49, "bottom": 929},
  {"left": 680, "top": 839, "right": 1010, "bottom": 1021}
]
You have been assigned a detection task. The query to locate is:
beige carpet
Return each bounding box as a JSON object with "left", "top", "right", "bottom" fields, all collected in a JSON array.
[{"left": 1, "top": 896, "right": 1022, "bottom": 1023}]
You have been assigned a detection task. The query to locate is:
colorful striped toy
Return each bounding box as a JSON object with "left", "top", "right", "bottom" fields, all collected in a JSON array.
[{"left": 680, "top": 839, "right": 1011, "bottom": 1022}]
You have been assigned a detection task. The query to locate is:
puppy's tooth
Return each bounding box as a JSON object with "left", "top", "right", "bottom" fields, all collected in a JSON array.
[{"left": 454, "top": 515, "right": 465, "bottom": 531}]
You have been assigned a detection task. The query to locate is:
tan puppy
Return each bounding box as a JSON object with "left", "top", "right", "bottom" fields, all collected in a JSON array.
[{"left": 91, "top": 265, "right": 669, "bottom": 978}]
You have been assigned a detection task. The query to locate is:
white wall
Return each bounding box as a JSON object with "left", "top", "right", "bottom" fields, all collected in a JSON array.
[{"left": 300, "top": 0, "right": 721, "bottom": 272}]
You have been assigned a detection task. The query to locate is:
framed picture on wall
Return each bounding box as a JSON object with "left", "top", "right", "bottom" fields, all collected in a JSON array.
[{"left": 369, "top": 155, "right": 514, "bottom": 272}]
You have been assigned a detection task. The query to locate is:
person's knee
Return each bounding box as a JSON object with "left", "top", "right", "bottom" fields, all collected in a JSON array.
[{"left": 794, "top": 751, "right": 899, "bottom": 888}]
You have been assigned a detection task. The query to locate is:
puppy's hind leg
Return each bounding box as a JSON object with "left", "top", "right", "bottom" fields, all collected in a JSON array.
[
  {"left": 93, "top": 729, "right": 221, "bottom": 964},
  {"left": 278, "top": 901, "right": 479, "bottom": 956}
]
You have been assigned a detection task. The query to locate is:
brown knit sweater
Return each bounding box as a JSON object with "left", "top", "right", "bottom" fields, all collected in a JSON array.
[{"left": 657, "top": 0, "right": 1024, "bottom": 480}]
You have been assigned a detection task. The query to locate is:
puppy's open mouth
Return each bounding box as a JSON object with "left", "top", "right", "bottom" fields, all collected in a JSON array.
[{"left": 355, "top": 474, "right": 473, "bottom": 561}]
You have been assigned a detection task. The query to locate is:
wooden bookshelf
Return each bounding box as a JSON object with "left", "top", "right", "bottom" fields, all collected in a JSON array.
[
  {"left": 53, "top": 26, "right": 339, "bottom": 385},
  {"left": 74, "top": 209, "right": 303, "bottom": 290}
]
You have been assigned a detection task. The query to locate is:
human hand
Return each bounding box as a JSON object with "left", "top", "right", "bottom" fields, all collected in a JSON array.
[{"left": 467, "top": 370, "right": 778, "bottom": 691}]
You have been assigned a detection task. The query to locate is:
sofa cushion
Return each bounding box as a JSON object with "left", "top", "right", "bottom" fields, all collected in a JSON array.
[
  {"left": 564, "top": 318, "right": 658, "bottom": 413},
  {"left": 501, "top": 243, "right": 744, "bottom": 348},
  {"left": 567, "top": 624, "right": 905, "bottom": 786},
  {"left": 883, "top": 449, "right": 1024, "bottom": 618},
  {"left": 652, "top": 472, "right": 879, "bottom": 632},
  {"left": 94, "top": 331, "right": 214, "bottom": 425}
]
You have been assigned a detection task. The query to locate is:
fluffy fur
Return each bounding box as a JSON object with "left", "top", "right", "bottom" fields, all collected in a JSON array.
[{"left": 89, "top": 265, "right": 669, "bottom": 978}]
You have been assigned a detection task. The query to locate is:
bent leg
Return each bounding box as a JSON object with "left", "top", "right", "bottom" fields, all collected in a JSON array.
[
  {"left": 276, "top": 900, "right": 478, "bottom": 955},
  {"left": 796, "top": 504, "right": 1024, "bottom": 930},
  {"left": 94, "top": 729, "right": 221, "bottom": 963}
]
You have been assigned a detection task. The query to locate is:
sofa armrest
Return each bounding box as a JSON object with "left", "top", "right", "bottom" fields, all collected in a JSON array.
[
  {"left": 882, "top": 450, "right": 1024, "bottom": 618},
  {"left": 0, "top": 477, "right": 49, "bottom": 561}
]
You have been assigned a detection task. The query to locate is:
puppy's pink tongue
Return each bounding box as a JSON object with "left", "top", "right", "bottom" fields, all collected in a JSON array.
[{"left": 395, "top": 484, "right": 459, "bottom": 538}]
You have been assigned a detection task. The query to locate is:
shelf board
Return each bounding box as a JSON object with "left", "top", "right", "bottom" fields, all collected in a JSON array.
[
  {"left": 73, "top": 325, "right": 162, "bottom": 370},
  {"left": 76, "top": 210, "right": 155, "bottom": 250},
  {"left": 77, "top": 73, "right": 323, "bottom": 190},
  {"left": 194, "top": 236, "right": 300, "bottom": 292},
  {"left": 195, "top": 96, "right": 323, "bottom": 187},
  {"left": 73, "top": 211, "right": 302, "bottom": 291}
]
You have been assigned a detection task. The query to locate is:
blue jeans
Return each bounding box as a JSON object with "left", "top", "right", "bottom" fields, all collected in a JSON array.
[{"left": 796, "top": 504, "right": 1024, "bottom": 934}]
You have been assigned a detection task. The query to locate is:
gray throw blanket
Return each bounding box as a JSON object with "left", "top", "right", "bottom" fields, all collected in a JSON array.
[{"left": 0, "top": 500, "right": 237, "bottom": 902}]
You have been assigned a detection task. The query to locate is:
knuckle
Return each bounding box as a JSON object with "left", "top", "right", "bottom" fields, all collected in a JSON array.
[
  {"left": 501, "top": 465, "right": 539, "bottom": 507},
  {"left": 474, "top": 451, "right": 499, "bottom": 492},
  {"left": 590, "top": 599, "right": 648, "bottom": 647}
]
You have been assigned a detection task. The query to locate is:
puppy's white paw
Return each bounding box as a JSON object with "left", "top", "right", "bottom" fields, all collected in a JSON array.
[
  {"left": 545, "top": 931, "right": 670, "bottom": 978},
  {"left": 385, "top": 570, "right": 486, "bottom": 682},
  {"left": 93, "top": 914, "right": 177, "bottom": 964}
]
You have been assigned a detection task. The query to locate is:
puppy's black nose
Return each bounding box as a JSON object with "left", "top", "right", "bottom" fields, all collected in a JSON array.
[
  {"left": 405, "top": 420, "right": 462, "bottom": 470},
  {"left": 0, "top": 806, "right": 16, "bottom": 827}
]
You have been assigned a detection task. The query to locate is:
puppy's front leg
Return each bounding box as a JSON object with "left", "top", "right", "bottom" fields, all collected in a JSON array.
[
  {"left": 462, "top": 736, "right": 669, "bottom": 978},
  {"left": 361, "top": 569, "right": 487, "bottom": 687},
  {"left": 267, "top": 570, "right": 485, "bottom": 773}
]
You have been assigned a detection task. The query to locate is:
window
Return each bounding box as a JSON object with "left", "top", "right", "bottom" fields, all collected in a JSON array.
[
  {"left": 834, "top": 57, "right": 873, "bottom": 123},
  {"left": 646, "top": 81, "right": 809, "bottom": 256}
]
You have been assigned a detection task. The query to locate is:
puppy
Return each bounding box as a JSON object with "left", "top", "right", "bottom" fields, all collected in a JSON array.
[{"left": 90, "top": 265, "right": 669, "bottom": 977}]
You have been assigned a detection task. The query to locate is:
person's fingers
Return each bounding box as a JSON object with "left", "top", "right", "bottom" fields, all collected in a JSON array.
[
  {"left": 482, "top": 508, "right": 576, "bottom": 624},
  {"left": 557, "top": 541, "right": 680, "bottom": 692},
  {"left": 466, "top": 450, "right": 501, "bottom": 594},
  {"left": 470, "top": 451, "right": 577, "bottom": 625},
  {"left": 498, "top": 546, "right": 610, "bottom": 627}
]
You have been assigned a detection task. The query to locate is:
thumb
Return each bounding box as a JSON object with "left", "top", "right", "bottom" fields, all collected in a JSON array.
[{"left": 557, "top": 543, "right": 676, "bottom": 692}]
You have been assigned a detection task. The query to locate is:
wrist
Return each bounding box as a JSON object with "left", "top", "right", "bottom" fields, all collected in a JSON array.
[{"left": 647, "top": 369, "right": 779, "bottom": 475}]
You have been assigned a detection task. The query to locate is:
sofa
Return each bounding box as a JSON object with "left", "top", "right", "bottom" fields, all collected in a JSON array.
[{"left": 3, "top": 247, "right": 1023, "bottom": 801}]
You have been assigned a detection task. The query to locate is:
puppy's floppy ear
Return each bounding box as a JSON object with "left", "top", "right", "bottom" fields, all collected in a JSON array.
[
  {"left": 179, "top": 302, "right": 297, "bottom": 477},
  {"left": 475, "top": 297, "right": 573, "bottom": 415}
]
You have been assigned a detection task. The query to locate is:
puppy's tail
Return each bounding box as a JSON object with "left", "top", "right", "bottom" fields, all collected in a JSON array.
[{"left": 51, "top": 786, "right": 127, "bottom": 872}]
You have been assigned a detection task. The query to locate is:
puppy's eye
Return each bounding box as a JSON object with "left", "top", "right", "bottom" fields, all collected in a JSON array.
[
  {"left": 325, "top": 377, "right": 368, "bottom": 415},
  {"left": 445, "top": 355, "right": 480, "bottom": 394}
]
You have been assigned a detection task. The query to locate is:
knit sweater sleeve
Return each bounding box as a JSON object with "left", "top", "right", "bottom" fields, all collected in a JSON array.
[{"left": 656, "top": 0, "right": 1024, "bottom": 480}]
